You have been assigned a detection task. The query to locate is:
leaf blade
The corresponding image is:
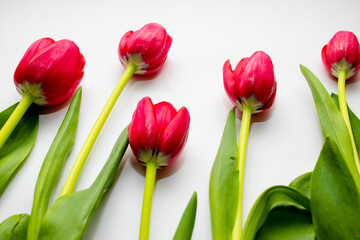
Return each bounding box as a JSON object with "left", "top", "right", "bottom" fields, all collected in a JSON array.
[
  {"left": 27, "top": 88, "right": 82, "bottom": 240},
  {"left": 0, "top": 104, "right": 39, "bottom": 196},
  {"left": 209, "top": 108, "right": 238, "bottom": 240},
  {"left": 173, "top": 191, "right": 197, "bottom": 240},
  {"left": 38, "top": 126, "right": 129, "bottom": 240},
  {"left": 300, "top": 65, "right": 357, "bottom": 179},
  {"left": 242, "top": 186, "right": 311, "bottom": 240},
  {"left": 311, "top": 138, "right": 360, "bottom": 239}
]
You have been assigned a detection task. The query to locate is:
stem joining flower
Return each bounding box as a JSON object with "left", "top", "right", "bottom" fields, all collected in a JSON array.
[{"left": 129, "top": 97, "right": 190, "bottom": 240}]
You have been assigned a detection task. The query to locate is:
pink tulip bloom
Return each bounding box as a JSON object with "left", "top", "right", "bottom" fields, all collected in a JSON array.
[
  {"left": 128, "top": 97, "right": 190, "bottom": 167},
  {"left": 14, "top": 38, "right": 85, "bottom": 106},
  {"left": 322, "top": 31, "right": 360, "bottom": 79},
  {"left": 223, "top": 51, "right": 277, "bottom": 113},
  {"left": 118, "top": 23, "right": 172, "bottom": 75}
]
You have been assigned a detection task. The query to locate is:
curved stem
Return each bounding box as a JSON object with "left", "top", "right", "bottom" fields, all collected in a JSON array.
[
  {"left": 0, "top": 92, "right": 34, "bottom": 150},
  {"left": 60, "top": 63, "right": 137, "bottom": 196},
  {"left": 338, "top": 70, "right": 360, "bottom": 174},
  {"left": 232, "top": 106, "right": 253, "bottom": 240},
  {"left": 139, "top": 162, "right": 158, "bottom": 240}
]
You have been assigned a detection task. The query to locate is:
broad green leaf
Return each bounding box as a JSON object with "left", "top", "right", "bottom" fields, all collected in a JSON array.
[
  {"left": 289, "top": 172, "right": 312, "bottom": 199},
  {"left": 0, "top": 214, "right": 29, "bottom": 240},
  {"left": 173, "top": 191, "right": 197, "bottom": 240},
  {"left": 311, "top": 138, "right": 360, "bottom": 239},
  {"left": 209, "top": 108, "right": 238, "bottom": 240},
  {"left": 242, "top": 186, "right": 311, "bottom": 240},
  {"left": 27, "top": 88, "right": 82, "bottom": 240},
  {"left": 0, "top": 104, "right": 39, "bottom": 196},
  {"left": 38, "top": 126, "right": 129, "bottom": 240},
  {"left": 300, "top": 65, "right": 358, "bottom": 180},
  {"left": 255, "top": 206, "right": 314, "bottom": 240}
]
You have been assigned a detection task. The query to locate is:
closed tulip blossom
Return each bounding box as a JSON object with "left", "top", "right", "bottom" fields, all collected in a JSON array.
[
  {"left": 223, "top": 51, "right": 277, "bottom": 113},
  {"left": 61, "top": 23, "right": 173, "bottom": 196},
  {"left": 321, "top": 31, "right": 360, "bottom": 79},
  {"left": 129, "top": 97, "right": 190, "bottom": 240},
  {"left": 322, "top": 31, "right": 360, "bottom": 174},
  {"left": 222, "top": 51, "right": 276, "bottom": 240},
  {"left": 118, "top": 23, "right": 172, "bottom": 75},
  {"left": 0, "top": 37, "right": 85, "bottom": 149},
  {"left": 14, "top": 38, "right": 85, "bottom": 106}
]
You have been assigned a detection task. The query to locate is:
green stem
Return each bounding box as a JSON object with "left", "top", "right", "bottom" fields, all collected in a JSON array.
[
  {"left": 60, "top": 63, "right": 137, "bottom": 196},
  {"left": 232, "top": 106, "right": 252, "bottom": 240},
  {"left": 139, "top": 162, "right": 158, "bottom": 240},
  {"left": 338, "top": 70, "right": 360, "bottom": 174},
  {"left": 0, "top": 92, "right": 34, "bottom": 150}
]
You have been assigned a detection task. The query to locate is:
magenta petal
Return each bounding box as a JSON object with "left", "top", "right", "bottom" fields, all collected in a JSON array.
[
  {"left": 253, "top": 52, "right": 276, "bottom": 104},
  {"left": 126, "top": 23, "right": 168, "bottom": 64},
  {"left": 321, "top": 44, "right": 332, "bottom": 75},
  {"left": 14, "top": 38, "right": 55, "bottom": 85},
  {"left": 25, "top": 40, "right": 82, "bottom": 105},
  {"left": 154, "top": 102, "right": 177, "bottom": 129},
  {"left": 128, "top": 97, "right": 158, "bottom": 161},
  {"left": 258, "top": 83, "right": 277, "bottom": 112},
  {"left": 157, "top": 107, "right": 190, "bottom": 164},
  {"left": 223, "top": 60, "right": 237, "bottom": 104},
  {"left": 118, "top": 31, "right": 133, "bottom": 60}
]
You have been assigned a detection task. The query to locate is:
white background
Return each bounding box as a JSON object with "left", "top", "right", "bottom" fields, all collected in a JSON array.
[{"left": 0, "top": 0, "right": 360, "bottom": 239}]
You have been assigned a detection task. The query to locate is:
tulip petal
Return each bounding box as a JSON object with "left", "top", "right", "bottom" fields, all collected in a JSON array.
[
  {"left": 321, "top": 45, "right": 332, "bottom": 75},
  {"left": 128, "top": 97, "right": 158, "bottom": 162},
  {"left": 25, "top": 40, "right": 83, "bottom": 106},
  {"left": 253, "top": 52, "right": 276, "bottom": 105},
  {"left": 126, "top": 23, "right": 168, "bottom": 64},
  {"left": 327, "top": 31, "right": 359, "bottom": 67},
  {"left": 118, "top": 31, "right": 133, "bottom": 60},
  {"left": 14, "top": 38, "right": 55, "bottom": 85},
  {"left": 158, "top": 107, "right": 190, "bottom": 165},
  {"left": 223, "top": 60, "right": 237, "bottom": 104},
  {"left": 258, "top": 83, "right": 277, "bottom": 113},
  {"left": 154, "top": 101, "right": 177, "bottom": 136}
]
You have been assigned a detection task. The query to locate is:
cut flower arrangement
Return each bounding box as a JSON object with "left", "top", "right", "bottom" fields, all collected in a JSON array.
[{"left": 0, "top": 23, "right": 359, "bottom": 240}]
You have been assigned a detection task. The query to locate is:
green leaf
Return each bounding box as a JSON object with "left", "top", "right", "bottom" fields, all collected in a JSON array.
[
  {"left": 0, "top": 104, "right": 39, "bottom": 196},
  {"left": 255, "top": 206, "right": 314, "bottom": 240},
  {"left": 27, "top": 88, "right": 82, "bottom": 240},
  {"left": 173, "top": 191, "right": 197, "bottom": 240},
  {"left": 38, "top": 126, "right": 129, "bottom": 240},
  {"left": 289, "top": 172, "right": 312, "bottom": 199},
  {"left": 300, "top": 65, "right": 358, "bottom": 180},
  {"left": 0, "top": 214, "right": 29, "bottom": 240},
  {"left": 209, "top": 108, "right": 238, "bottom": 240},
  {"left": 311, "top": 138, "right": 360, "bottom": 239},
  {"left": 242, "top": 186, "right": 311, "bottom": 240}
]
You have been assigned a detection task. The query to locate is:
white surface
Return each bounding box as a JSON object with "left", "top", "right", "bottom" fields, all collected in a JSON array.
[{"left": 0, "top": 0, "right": 360, "bottom": 239}]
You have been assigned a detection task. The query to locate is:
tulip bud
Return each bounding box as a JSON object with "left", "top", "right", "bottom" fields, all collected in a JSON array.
[
  {"left": 128, "top": 97, "right": 190, "bottom": 167},
  {"left": 223, "top": 51, "right": 277, "bottom": 113},
  {"left": 321, "top": 31, "right": 360, "bottom": 79},
  {"left": 14, "top": 38, "right": 85, "bottom": 106},
  {"left": 118, "top": 23, "right": 173, "bottom": 75}
]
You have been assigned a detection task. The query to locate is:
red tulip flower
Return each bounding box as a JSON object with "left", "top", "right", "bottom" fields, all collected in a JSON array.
[
  {"left": 321, "top": 31, "right": 360, "bottom": 79},
  {"left": 129, "top": 97, "right": 190, "bottom": 167},
  {"left": 223, "top": 51, "right": 277, "bottom": 113},
  {"left": 14, "top": 37, "right": 85, "bottom": 106},
  {"left": 118, "top": 23, "right": 173, "bottom": 75},
  {"left": 128, "top": 97, "right": 190, "bottom": 240},
  {"left": 0, "top": 37, "right": 84, "bottom": 149},
  {"left": 222, "top": 51, "right": 277, "bottom": 240}
]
